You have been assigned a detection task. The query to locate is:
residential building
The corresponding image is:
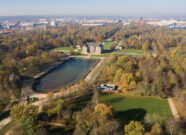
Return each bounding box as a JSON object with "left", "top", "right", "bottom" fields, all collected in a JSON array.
[{"left": 82, "top": 43, "right": 103, "bottom": 54}]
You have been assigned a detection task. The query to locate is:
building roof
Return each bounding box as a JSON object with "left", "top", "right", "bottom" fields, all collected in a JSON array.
[{"left": 86, "top": 43, "right": 103, "bottom": 47}]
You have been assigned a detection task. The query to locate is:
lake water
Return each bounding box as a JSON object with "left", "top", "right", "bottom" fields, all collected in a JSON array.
[{"left": 34, "top": 58, "right": 98, "bottom": 92}]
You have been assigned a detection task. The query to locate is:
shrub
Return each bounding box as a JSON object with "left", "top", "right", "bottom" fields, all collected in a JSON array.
[{"left": 124, "top": 121, "right": 145, "bottom": 135}]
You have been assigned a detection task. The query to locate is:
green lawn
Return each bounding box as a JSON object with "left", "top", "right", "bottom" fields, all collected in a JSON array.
[
  {"left": 115, "top": 49, "right": 146, "bottom": 54},
  {"left": 90, "top": 54, "right": 103, "bottom": 57},
  {"left": 53, "top": 47, "right": 76, "bottom": 52},
  {"left": 75, "top": 53, "right": 89, "bottom": 56},
  {"left": 103, "top": 41, "right": 115, "bottom": 50},
  {"left": 99, "top": 95, "right": 172, "bottom": 125}
]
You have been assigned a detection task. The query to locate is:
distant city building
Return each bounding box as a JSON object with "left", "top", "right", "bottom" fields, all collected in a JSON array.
[
  {"left": 147, "top": 19, "right": 178, "bottom": 26},
  {"left": 33, "top": 24, "right": 46, "bottom": 29},
  {"left": 21, "top": 22, "right": 33, "bottom": 27},
  {"left": 123, "top": 23, "right": 130, "bottom": 26},
  {"left": 50, "top": 21, "right": 56, "bottom": 27},
  {"left": 39, "top": 19, "right": 49, "bottom": 24},
  {"left": 82, "top": 43, "right": 103, "bottom": 54},
  {"left": 168, "top": 26, "right": 186, "bottom": 30},
  {"left": 82, "top": 24, "right": 105, "bottom": 26},
  {"left": 0, "top": 24, "right": 3, "bottom": 30}
]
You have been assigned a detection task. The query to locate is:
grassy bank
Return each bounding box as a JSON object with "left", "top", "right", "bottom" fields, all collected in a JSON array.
[
  {"left": 99, "top": 94, "right": 172, "bottom": 125},
  {"left": 115, "top": 49, "right": 147, "bottom": 54},
  {"left": 103, "top": 41, "right": 115, "bottom": 50}
]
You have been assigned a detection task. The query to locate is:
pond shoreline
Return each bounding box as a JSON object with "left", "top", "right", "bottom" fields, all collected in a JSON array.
[
  {"left": 21, "top": 56, "right": 102, "bottom": 100},
  {"left": 32, "top": 57, "right": 100, "bottom": 93},
  {"left": 20, "top": 57, "right": 72, "bottom": 101},
  {"left": 0, "top": 56, "right": 104, "bottom": 130},
  {"left": 32, "top": 57, "right": 72, "bottom": 93}
]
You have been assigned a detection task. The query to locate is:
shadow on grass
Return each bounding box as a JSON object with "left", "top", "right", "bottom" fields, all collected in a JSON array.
[
  {"left": 115, "top": 108, "right": 147, "bottom": 126},
  {"left": 100, "top": 95, "right": 125, "bottom": 105},
  {"left": 103, "top": 50, "right": 114, "bottom": 54},
  {"left": 68, "top": 95, "right": 92, "bottom": 112}
]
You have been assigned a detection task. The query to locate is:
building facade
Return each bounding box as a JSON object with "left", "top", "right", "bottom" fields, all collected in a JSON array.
[{"left": 82, "top": 43, "right": 103, "bottom": 54}]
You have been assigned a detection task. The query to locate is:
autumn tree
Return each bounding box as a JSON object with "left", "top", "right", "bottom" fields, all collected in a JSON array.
[
  {"left": 119, "top": 73, "right": 136, "bottom": 92},
  {"left": 94, "top": 103, "right": 113, "bottom": 118},
  {"left": 74, "top": 104, "right": 120, "bottom": 135},
  {"left": 124, "top": 121, "right": 145, "bottom": 135},
  {"left": 10, "top": 103, "right": 38, "bottom": 135},
  {"left": 114, "top": 68, "right": 123, "bottom": 83},
  {"left": 150, "top": 122, "right": 162, "bottom": 135},
  {"left": 142, "top": 42, "right": 149, "bottom": 51},
  {"left": 47, "top": 98, "right": 64, "bottom": 118}
]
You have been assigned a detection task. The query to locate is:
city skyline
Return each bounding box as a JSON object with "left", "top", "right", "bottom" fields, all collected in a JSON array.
[{"left": 0, "top": 0, "right": 186, "bottom": 17}]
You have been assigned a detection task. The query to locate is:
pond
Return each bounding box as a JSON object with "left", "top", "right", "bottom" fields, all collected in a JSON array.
[{"left": 34, "top": 58, "right": 98, "bottom": 92}]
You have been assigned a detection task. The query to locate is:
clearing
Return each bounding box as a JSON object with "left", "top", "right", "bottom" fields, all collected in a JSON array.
[
  {"left": 103, "top": 41, "right": 115, "bottom": 50},
  {"left": 115, "top": 49, "right": 147, "bottom": 55},
  {"left": 53, "top": 47, "right": 76, "bottom": 53},
  {"left": 99, "top": 94, "right": 172, "bottom": 125}
]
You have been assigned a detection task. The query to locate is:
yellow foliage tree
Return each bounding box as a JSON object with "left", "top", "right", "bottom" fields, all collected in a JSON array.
[
  {"left": 142, "top": 43, "right": 148, "bottom": 51},
  {"left": 94, "top": 103, "right": 113, "bottom": 118},
  {"left": 119, "top": 73, "right": 136, "bottom": 92}
]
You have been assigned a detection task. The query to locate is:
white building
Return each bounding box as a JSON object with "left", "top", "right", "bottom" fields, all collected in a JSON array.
[
  {"left": 50, "top": 21, "right": 56, "bottom": 27},
  {"left": 39, "top": 19, "right": 48, "bottom": 25}
]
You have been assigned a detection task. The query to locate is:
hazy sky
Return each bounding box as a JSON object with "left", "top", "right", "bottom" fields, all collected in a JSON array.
[{"left": 0, "top": 0, "right": 186, "bottom": 16}]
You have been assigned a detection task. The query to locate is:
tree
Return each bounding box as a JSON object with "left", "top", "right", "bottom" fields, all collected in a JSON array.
[
  {"left": 94, "top": 34, "right": 102, "bottom": 43},
  {"left": 150, "top": 122, "right": 162, "bottom": 135},
  {"left": 74, "top": 105, "right": 120, "bottom": 135},
  {"left": 116, "top": 55, "right": 129, "bottom": 69},
  {"left": 94, "top": 103, "right": 113, "bottom": 118},
  {"left": 114, "top": 68, "right": 123, "bottom": 83},
  {"left": 129, "top": 80, "right": 137, "bottom": 90},
  {"left": 166, "top": 119, "right": 180, "bottom": 135},
  {"left": 119, "top": 73, "right": 136, "bottom": 92},
  {"left": 107, "top": 54, "right": 117, "bottom": 65},
  {"left": 10, "top": 103, "right": 38, "bottom": 135},
  {"left": 124, "top": 121, "right": 145, "bottom": 135},
  {"left": 11, "top": 103, "right": 38, "bottom": 121},
  {"left": 142, "top": 43, "right": 148, "bottom": 51},
  {"left": 47, "top": 98, "right": 64, "bottom": 118}
]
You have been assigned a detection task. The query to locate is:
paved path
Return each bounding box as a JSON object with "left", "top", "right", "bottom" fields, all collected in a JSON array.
[
  {"left": 168, "top": 98, "right": 180, "bottom": 119},
  {"left": 85, "top": 58, "right": 106, "bottom": 84},
  {"left": 0, "top": 117, "right": 11, "bottom": 129}
]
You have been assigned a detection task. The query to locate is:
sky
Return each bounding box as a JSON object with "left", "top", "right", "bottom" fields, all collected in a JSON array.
[{"left": 0, "top": 0, "right": 186, "bottom": 17}]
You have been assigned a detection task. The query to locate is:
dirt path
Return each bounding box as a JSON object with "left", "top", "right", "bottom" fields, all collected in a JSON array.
[
  {"left": 0, "top": 117, "right": 11, "bottom": 129},
  {"left": 168, "top": 98, "right": 180, "bottom": 119}
]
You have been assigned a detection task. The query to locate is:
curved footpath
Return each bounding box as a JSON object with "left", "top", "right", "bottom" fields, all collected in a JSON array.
[
  {"left": 168, "top": 98, "right": 180, "bottom": 119},
  {"left": 0, "top": 57, "right": 106, "bottom": 130}
]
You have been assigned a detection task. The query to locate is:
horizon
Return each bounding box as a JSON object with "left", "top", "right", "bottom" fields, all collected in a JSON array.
[{"left": 0, "top": 0, "right": 186, "bottom": 17}]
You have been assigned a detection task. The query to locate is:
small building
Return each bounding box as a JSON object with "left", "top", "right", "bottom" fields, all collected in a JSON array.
[
  {"left": 115, "top": 44, "right": 124, "bottom": 50},
  {"left": 82, "top": 43, "right": 103, "bottom": 54},
  {"left": 76, "top": 45, "right": 81, "bottom": 49},
  {"left": 98, "top": 84, "right": 120, "bottom": 92}
]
